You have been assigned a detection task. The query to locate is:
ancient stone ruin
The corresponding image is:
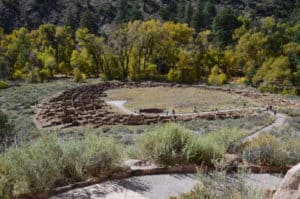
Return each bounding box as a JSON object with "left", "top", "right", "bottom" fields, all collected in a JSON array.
[{"left": 35, "top": 82, "right": 259, "bottom": 129}]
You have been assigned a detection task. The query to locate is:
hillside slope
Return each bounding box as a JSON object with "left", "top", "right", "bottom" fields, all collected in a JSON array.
[{"left": 0, "top": 0, "right": 298, "bottom": 33}]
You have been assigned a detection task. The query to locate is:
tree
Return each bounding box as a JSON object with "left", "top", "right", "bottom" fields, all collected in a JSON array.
[
  {"left": 203, "top": 1, "right": 216, "bottom": 29},
  {"left": 176, "top": 0, "right": 186, "bottom": 23},
  {"left": 212, "top": 8, "right": 242, "bottom": 47},
  {"left": 4, "top": 27, "right": 32, "bottom": 79},
  {"left": 79, "top": 10, "right": 97, "bottom": 33},
  {"left": 130, "top": 1, "right": 143, "bottom": 21},
  {"left": 75, "top": 28, "right": 110, "bottom": 77},
  {"left": 191, "top": 0, "right": 205, "bottom": 32},
  {"left": 208, "top": 65, "right": 228, "bottom": 85},
  {"left": 253, "top": 56, "right": 292, "bottom": 88},
  {"left": 115, "top": 0, "right": 128, "bottom": 23},
  {"left": 184, "top": 0, "right": 193, "bottom": 26}
]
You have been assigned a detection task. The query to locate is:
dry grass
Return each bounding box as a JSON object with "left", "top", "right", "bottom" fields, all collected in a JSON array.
[{"left": 106, "top": 87, "right": 256, "bottom": 113}]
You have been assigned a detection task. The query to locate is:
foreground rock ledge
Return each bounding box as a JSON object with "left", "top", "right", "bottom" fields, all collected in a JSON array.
[{"left": 273, "top": 163, "right": 300, "bottom": 199}]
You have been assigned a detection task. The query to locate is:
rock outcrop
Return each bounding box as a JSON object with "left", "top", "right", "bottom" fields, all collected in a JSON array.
[{"left": 273, "top": 163, "right": 300, "bottom": 199}]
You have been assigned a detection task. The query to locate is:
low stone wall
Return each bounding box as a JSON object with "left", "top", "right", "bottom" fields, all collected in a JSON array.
[{"left": 35, "top": 81, "right": 256, "bottom": 129}]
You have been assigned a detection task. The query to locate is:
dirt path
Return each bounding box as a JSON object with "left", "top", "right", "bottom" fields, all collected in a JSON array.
[
  {"left": 106, "top": 100, "right": 288, "bottom": 143},
  {"left": 243, "top": 111, "right": 287, "bottom": 143},
  {"left": 106, "top": 100, "right": 138, "bottom": 115}
]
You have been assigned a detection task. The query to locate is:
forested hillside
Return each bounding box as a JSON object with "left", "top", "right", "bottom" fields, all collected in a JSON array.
[
  {"left": 0, "top": 0, "right": 299, "bottom": 33},
  {"left": 0, "top": 0, "right": 299, "bottom": 94}
]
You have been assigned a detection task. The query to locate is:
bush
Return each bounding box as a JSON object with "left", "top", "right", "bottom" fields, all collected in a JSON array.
[
  {"left": 38, "top": 69, "right": 50, "bottom": 83},
  {"left": 0, "top": 111, "right": 14, "bottom": 151},
  {"left": 242, "top": 134, "right": 289, "bottom": 166},
  {"left": 234, "top": 77, "right": 247, "bottom": 85},
  {"left": 138, "top": 124, "right": 246, "bottom": 166},
  {"left": 26, "top": 69, "right": 40, "bottom": 83},
  {"left": 0, "top": 136, "right": 64, "bottom": 196},
  {"left": 73, "top": 68, "right": 87, "bottom": 83},
  {"left": 208, "top": 66, "right": 228, "bottom": 86},
  {"left": 0, "top": 134, "right": 123, "bottom": 197},
  {"left": 284, "top": 138, "right": 300, "bottom": 165},
  {"left": 184, "top": 136, "right": 224, "bottom": 165},
  {"left": 12, "top": 70, "right": 25, "bottom": 80},
  {"left": 167, "top": 68, "right": 182, "bottom": 83},
  {"left": 176, "top": 160, "right": 265, "bottom": 199},
  {"left": 62, "top": 134, "right": 122, "bottom": 180},
  {"left": 0, "top": 81, "right": 8, "bottom": 89},
  {"left": 281, "top": 88, "right": 297, "bottom": 96},
  {"left": 185, "top": 128, "right": 247, "bottom": 165},
  {"left": 138, "top": 123, "right": 192, "bottom": 166}
]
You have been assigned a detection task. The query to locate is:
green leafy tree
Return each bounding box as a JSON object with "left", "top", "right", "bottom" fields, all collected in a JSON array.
[{"left": 253, "top": 56, "right": 292, "bottom": 88}]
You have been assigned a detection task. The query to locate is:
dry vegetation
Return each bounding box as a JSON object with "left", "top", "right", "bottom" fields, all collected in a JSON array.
[{"left": 106, "top": 86, "right": 256, "bottom": 113}]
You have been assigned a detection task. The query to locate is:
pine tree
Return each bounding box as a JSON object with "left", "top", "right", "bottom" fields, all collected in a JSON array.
[
  {"left": 203, "top": 1, "right": 216, "bottom": 29},
  {"left": 176, "top": 0, "right": 186, "bottom": 23},
  {"left": 79, "top": 10, "right": 97, "bottom": 33},
  {"left": 130, "top": 2, "right": 143, "bottom": 21},
  {"left": 191, "top": 0, "right": 205, "bottom": 32},
  {"left": 184, "top": 0, "right": 193, "bottom": 25},
  {"left": 116, "top": 0, "right": 128, "bottom": 23}
]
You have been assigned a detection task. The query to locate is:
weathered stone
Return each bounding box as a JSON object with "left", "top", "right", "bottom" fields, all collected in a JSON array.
[{"left": 273, "top": 163, "right": 300, "bottom": 199}]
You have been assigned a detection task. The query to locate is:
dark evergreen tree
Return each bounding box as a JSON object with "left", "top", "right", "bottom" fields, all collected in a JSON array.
[
  {"left": 130, "top": 2, "right": 143, "bottom": 21},
  {"left": 116, "top": 0, "right": 128, "bottom": 23},
  {"left": 79, "top": 10, "right": 98, "bottom": 33},
  {"left": 159, "top": 1, "right": 177, "bottom": 21},
  {"left": 203, "top": 1, "right": 216, "bottom": 29},
  {"left": 176, "top": 0, "right": 186, "bottom": 23},
  {"left": 184, "top": 0, "right": 193, "bottom": 25},
  {"left": 191, "top": 0, "right": 205, "bottom": 32},
  {"left": 212, "top": 8, "right": 242, "bottom": 47}
]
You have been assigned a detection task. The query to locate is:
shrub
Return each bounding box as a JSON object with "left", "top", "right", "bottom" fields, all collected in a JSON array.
[
  {"left": 208, "top": 66, "right": 228, "bottom": 86},
  {"left": 185, "top": 128, "right": 247, "bottom": 165},
  {"left": 73, "top": 68, "right": 87, "bottom": 83},
  {"left": 167, "top": 68, "right": 182, "bottom": 83},
  {"left": 12, "top": 70, "right": 24, "bottom": 80},
  {"left": 62, "top": 134, "right": 122, "bottom": 180},
  {"left": 138, "top": 124, "right": 245, "bottom": 166},
  {"left": 26, "top": 69, "right": 40, "bottom": 83},
  {"left": 234, "top": 77, "right": 247, "bottom": 85},
  {"left": 0, "top": 111, "right": 14, "bottom": 151},
  {"left": 0, "top": 81, "right": 8, "bottom": 89},
  {"left": 38, "top": 68, "right": 50, "bottom": 83},
  {"left": 0, "top": 134, "right": 123, "bottom": 197},
  {"left": 281, "top": 88, "right": 297, "bottom": 96},
  {"left": 184, "top": 136, "right": 224, "bottom": 165},
  {"left": 138, "top": 123, "right": 192, "bottom": 166},
  {"left": 176, "top": 159, "right": 265, "bottom": 199},
  {"left": 242, "top": 134, "right": 289, "bottom": 166},
  {"left": 284, "top": 138, "right": 300, "bottom": 165},
  {"left": 0, "top": 136, "right": 64, "bottom": 196}
]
